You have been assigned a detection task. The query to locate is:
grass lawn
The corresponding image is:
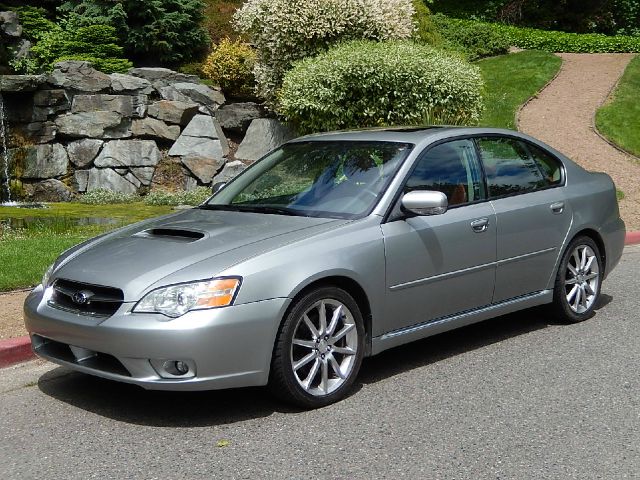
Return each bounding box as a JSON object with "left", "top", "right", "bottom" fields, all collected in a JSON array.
[
  {"left": 595, "top": 55, "right": 640, "bottom": 158},
  {"left": 0, "top": 203, "right": 173, "bottom": 291},
  {"left": 478, "top": 50, "right": 562, "bottom": 129}
]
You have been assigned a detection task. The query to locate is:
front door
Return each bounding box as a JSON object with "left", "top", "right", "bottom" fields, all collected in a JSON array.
[{"left": 380, "top": 139, "right": 497, "bottom": 336}]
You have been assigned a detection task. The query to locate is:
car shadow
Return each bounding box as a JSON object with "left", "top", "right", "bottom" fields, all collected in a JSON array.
[{"left": 37, "top": 296, "right": 613, "bottom": 427}]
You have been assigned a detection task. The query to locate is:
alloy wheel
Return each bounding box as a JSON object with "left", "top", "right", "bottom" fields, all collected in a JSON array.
[{"left": 564, "top": 244, "right": 600, "bottom": 314}]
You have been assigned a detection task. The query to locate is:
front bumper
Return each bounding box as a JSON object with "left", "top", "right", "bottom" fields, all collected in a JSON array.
[{"left": 24, "top": 285, "right": 290, "bottom": 391}]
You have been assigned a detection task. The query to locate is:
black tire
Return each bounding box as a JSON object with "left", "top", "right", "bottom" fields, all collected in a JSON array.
[
  {"left": 269, "top": 286, "right": 365, "bottom": 408},
  {"left": 552, "top": 236, "right": 603, "bottom": 323}
]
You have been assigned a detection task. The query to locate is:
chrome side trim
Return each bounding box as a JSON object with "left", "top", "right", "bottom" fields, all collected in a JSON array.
[
  {"left": 496, "top": 247, "right": 556, "bottom": 266},
  {"left": 389, "top": 261, "right": 495, "bottom": 291}
]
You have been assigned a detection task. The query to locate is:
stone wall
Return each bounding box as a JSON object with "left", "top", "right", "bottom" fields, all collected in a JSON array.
[{"left": 0, "top": 61, "right": 295, "bottom": 201}]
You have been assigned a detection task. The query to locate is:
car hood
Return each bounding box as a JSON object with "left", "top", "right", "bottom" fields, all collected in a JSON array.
[{"left": 51, "top": 208, "right": 346, "bottom": 301}]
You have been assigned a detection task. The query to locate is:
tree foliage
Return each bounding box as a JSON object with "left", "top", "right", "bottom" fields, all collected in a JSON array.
[{"left": 58, "top": 0, "right": 210, "bottom": 66}]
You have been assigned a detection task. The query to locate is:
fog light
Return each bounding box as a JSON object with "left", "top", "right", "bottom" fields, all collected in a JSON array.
[{"left": 162, "top": 360, "right": 190, "bottom": 376}]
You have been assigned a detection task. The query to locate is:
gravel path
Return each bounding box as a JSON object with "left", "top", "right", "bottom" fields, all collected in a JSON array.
[
  {"left": 0, "top": 291, "right": 28, "bottom": 340},
  {"left": 519, "top": 53, "right": 640, "bottom": 230}
]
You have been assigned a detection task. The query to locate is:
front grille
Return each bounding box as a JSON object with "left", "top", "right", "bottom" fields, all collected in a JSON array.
[
  {"left": 49, "top": 278, "right": 124, "bottom": 317},
  {"left": 32, "top": 335, "right": 131, "bottom": 377}
]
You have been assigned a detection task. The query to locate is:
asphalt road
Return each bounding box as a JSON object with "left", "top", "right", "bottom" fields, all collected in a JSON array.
[{"left": 1, "top": 246, "right": 639, "bottom": 480}]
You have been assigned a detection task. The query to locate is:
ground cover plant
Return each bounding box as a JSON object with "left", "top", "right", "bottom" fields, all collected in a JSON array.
[
  {"left": 596, "top": 55, "right": 640, "bottom": 157},
  {"left": 478, "top": 50, "right": 562, "bottom": 128},
  {"left": 279, "top": 40, "right": 484, "bottom": 133},
  {"left": 0, "top": 202, "right": 172, "bottom": 291}
]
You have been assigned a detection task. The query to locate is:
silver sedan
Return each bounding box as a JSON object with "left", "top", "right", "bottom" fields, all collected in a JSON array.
[{"left": 24, "top": 127, "right": 625, "bottom": 408}]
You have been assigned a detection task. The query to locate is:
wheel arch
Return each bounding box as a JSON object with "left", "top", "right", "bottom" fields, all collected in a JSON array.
[
  {"left": 568, "top": 228, "right": 607, "bottom": 272},
  {"left": 285, "top": 275, "right": 374, "bottom": 357}
]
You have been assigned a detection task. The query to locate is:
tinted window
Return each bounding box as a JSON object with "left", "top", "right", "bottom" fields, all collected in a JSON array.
[
  {"left": 527, "top": 143, "right": 563, "bottom": 186},
  {"left": 406, "top": 139, "right": 485, "bottom": 206},
  {"left": 476, "top": 137, "right": 547, "bottom": 198}
]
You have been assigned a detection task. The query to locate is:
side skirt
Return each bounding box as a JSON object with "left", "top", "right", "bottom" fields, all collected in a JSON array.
[{"left": 371, "top": 290, "right": 553, "bottom": 355}]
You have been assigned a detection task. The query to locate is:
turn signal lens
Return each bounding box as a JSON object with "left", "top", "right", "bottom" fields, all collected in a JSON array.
[{"left": 196, "top": 278, "right": 241, "bottom": 307}]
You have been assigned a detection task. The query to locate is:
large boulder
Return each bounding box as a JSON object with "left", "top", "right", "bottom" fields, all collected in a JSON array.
[
  {"left": 128, "top": 68, "right": 199, "bottom": 88},
  {"left": 66, "top": 139, "right": 103, "bottom": 167},
  {"left": 71, "top": 94, "right": 146, "bottom": 118},
  {"left": 0, "top": 75, "right": 46, "bottom": 92},
  {"left": 0, "top": 11, "right": 21, "bottom": 37},
  {"left": 131, "top": 117, "right": 180, "bottom": 142},
  {"left": 73, "top": 170, "right": 89, "bottom": 192},
  {"left": 17, "top": 144, "right": 68, "bottom": 179},
  {"left": 55, "top": 111, "right": 131, "bottom": 138},
  {"left": 17, "top": 122, "right": 56, "bottom": 144},
  {"left": 33, "top": 89, "right": 70, "bottom": 114},
  {"left": 171, "top": 82, "right": 225, "bottom": 109},
  {"left": 181, "top": 155, "right": 225, "bottom": 184},
  {"left": 130, "top": 167, "right": 155, "bottom": 186},
  {"left": 94, "top": 140, "right": 161, "bottom": 168},
  {"left": 86, "top": 167, "right": 138, "bottom": 194},
  {"left": 235, "top": 119, "right": 295, "bottom": 162},
  {"left": 211, "top": 160, "right": 246, "bottom": 185},
  {"left": 216, "top": 102, "right": 265, "bottom": 133},
  {"left": 169, "top": 115, "right": 229, "bottom": 159},
  {"left": 148, "top": 100, "right": 198, "bottom": 126},
  {"left": 109, "top": 73, "right": 154, "bottom": 95},
  {"left": 31, "top": 179, "right": 73, "bottom": 202},
  {"left": 48, "top": 61, "right": 111, "bottom": 92}
]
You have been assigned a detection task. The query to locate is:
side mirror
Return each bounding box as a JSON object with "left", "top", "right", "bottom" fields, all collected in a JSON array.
[
  {"left": 401, "top": 190, "right": 448, "bottom": 216},
  {"left": 211, "top": 181, "right": 226, "bottom": 194}
]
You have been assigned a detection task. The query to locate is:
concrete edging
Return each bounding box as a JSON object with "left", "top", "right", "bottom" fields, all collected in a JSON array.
[{"left": 1, "top": 230, "right": 640, "bottom": 369}]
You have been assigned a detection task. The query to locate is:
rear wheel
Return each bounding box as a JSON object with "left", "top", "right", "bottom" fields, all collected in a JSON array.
[
  {"left": 269, "top": 286, "right": 365, "bottom": 408},
  {"left": 552, "top": 236, "right": 602, "bottom": 323}
]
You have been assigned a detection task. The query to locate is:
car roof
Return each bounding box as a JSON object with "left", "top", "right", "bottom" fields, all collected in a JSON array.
[{"left": 289, "top": 126, "right": 529, "bottom": 145}]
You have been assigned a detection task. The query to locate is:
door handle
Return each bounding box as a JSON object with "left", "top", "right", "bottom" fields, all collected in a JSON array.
[
  {"left": 470, "top": 217, "right": 489, "bottom": 233},
  {"left": 550, "top": 201, "right": 565, "bottom": 214}
]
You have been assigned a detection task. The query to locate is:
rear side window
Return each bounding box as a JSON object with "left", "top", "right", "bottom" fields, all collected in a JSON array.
[
  {"left": 405, "top": 139, "right": 485, "bottom": 206},
  {"left": 527, "top": 143, "right": 564, "bottom": 186},
  {"left": 476, "top": 137, "right": 547, "bottom": 198}
]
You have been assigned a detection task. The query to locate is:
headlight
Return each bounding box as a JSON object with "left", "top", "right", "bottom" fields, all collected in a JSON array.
[
  {"left": 42, "top": 264, "right": 54, "bottom": 288},
  {"left": 133, "top": 277, "right": 241, "bottom": 318}
]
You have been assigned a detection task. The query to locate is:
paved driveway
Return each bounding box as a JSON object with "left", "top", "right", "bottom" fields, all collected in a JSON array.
[{"left": 2, "top": 246, "right": 639, "bottom": 479}]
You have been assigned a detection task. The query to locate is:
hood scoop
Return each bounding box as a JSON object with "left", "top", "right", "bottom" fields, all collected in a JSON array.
[{"left": 135, "top": 228, "right": 206, "bottom": 242}]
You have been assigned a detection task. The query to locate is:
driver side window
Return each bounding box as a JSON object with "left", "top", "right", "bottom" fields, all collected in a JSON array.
[{"left": 405, "top": 139, "right": 486, "bottom": 206}]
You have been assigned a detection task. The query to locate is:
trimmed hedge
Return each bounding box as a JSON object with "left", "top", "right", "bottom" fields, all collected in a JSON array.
[
  {"left": 441, "top": 17, "right": 640, "bottom": 53},
  {"left": 433, "top": 14, "right": 510, "bottom": 60},
  {"left": 279, "top": 40, "right": 484, "bottom": 134}
]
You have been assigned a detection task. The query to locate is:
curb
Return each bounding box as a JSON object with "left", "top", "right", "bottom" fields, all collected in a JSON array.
[
  {"left": 0, "top": 335, "right": 34, "bottom": 369},
  {"left": 1, "top": 230, "right": 640, "bottom": 369}
]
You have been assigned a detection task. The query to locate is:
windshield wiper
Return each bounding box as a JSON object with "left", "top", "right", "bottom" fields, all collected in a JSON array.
[{"left": 199, "top": 204, "right": 306, "bottom": 216}]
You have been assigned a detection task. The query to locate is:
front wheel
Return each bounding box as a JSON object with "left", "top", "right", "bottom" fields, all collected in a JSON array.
[
  {"left": 269, "top": 286, "right": 365, "bottom": 408},
  {"left": 552, "top": 236, "right": 602, "bottom": 323}
]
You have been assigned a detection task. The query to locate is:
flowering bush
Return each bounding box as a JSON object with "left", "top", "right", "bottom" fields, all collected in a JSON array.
[
  {"left": 79, "top": 189, "right": 139, "bottom": 204},
  {"left": 279, "top": 40, "right": 484, "bottom": 134},
  {"left": 144, "top": 187, "right": 211, "bottom": 206},
  {"left": 202, "top": 38, "right": 256, "bottom": 98},
  {"left": 233, "top": 0, "right": 416, "bottom": 104}
]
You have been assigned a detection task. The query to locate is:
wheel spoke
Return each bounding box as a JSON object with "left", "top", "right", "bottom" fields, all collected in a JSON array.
[
  {"left": 326, "top": 305, "right": 342, "bottom": 336},
  {"left": 584, "top": 283, "right": 595, "bottom": 296},
  {"left": 584, "top": 255, "right": 595, "bottom": 272},
  {"left": 318, "top": 301, "right": 327, "bottom": 335},
  {"left": 303, "top": 314, "right": 319, "bottom": 339},
  {"left": 332, "top": 346, "right": 356, "bottom": 355},
  {"left": 572, "top": 250, "right": 581, "bottom": 269},
  {"left": 302, "top": 358, "right": 321, "bottom": 389},
  {"left": 580, "top": 247, "right": 588, "bottom": 269},
  {"left": 293, "top": 352, "right": 316, "bottom": 371},
  {"left": 328, "top": 355, "right": 346, "bottom": 379},
  {"left": 579, "top": 286, "right": 588, "bottom": 308},
  {"left": 330, "top": 323, "right": 355, "bottom": 344},
  {"left": 565, "top": 277, "right": 577, "bottom": 286},
  {"left": 293, "top": 338, "right": 316, "bottom": 349},
  {"left": 320, "top": 361, "right": 329, "bottom": 393},
  {"left": 567, "top": 264, "right": 578, "bottom": 276},
  {"left": 585, "top": 272, "right": 598, "bottom": 281},
  {"left": 574, "top": 287, "right": 583, "bottom": 310},
  {"left": 566, "top": 285, "right": 579, "bottom": 303}
]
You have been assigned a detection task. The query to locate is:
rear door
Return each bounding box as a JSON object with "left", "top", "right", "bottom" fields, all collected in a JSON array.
[
  {"left": 475, "top": 136, "right": 572, "bottom": 303},
  {"left": 380, "top": 139, "right": 496, "bottom": 335}
]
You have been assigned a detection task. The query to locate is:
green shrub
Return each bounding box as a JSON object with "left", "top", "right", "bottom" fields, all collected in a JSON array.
[
  {"left": 59, "top": 0, "right": 210, "bottom": 66},
  {"left": 279, "top": 40, "right": 484, "bottom": 134},
  {"left": 233, "top": 0, "right": 416, "bottom": 105},
  {"left": 440, "top": 17, "right": 640, "bottom": 53},
  {"left": 178, "top": 62, "right": 205, "bottom": 77},
  {"left": 12, "top": 6, "right": 56, "bottom": 41},
  {"left": 202, "top": 38, "right": 256, "bottom": 98},
  {"left": 144, "top": 188, "right": 211, "bottom": 206},
  {"left": 433, "top": 14, "right": 510, "bottom": 60},
  {"left": 79, "top": 189, "right": 140, "bottom": 205},
  {"left": 412, "top": 0, "right": 443, "bottom": 46}
]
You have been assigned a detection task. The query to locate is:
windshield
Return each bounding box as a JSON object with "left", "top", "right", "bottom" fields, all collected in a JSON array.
[{"left": 205, "top": 141, "right": 413, "bottom": 219}]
